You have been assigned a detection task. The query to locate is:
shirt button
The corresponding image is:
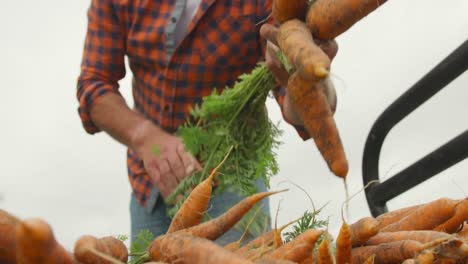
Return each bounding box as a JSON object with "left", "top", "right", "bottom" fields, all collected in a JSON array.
[
  {"left": 164, "top": 104, "right": 172, "bottom": 111},
  {"left": 171, "top": 17, "right": 177, "bottom": 23}
]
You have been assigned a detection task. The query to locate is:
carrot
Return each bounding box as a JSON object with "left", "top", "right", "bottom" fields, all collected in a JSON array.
[
  {"left": 285, "top": 72, "right": 348, "bottom": 178},
  {"left": 167, "top": 148, "right": 232, "bottom": 233},
  {"left": 261, "top": 229, "right": 324, "bottom": 262},
  {"left": 299, "top": 254, "right": 314, "bottom": 264},
  {"left": 272, "top": 0, "right": 309, "bottom": 24},
  {"left": 381, "top": 198, "right": 460, "bottom": 232},
  {"left": 351, "top": 239, "right": 447, "bottom": 264},
  {"left": 431, "top": 238, "right": 468, "bottom": 260},
  {"left": 458, "top": 223, "right": 468, "bottom": 237},
  {"left": 236, "top": 217, "right": 298, "bottom": 256},
  {"left": 149, "top": 190, "right": 285, "bottom": 260},
  {"left": 153, "top": 233, "right": 254, "bottom": 264},
  {"left": 15, "top": 218, "right": 74, "bottom": 264},
  {"left": 414, "top": 250, "right": 435, "bottom": 264},
  {"left": 349, "top": 216, "right": 380, "bottom": 246},
  {"left": 305, "top": 0, "right": 388, "bottom": 40},
  {"left": 186, "top": 190, "right": 286, "bottom": 240},
  {"left": 335, "top": 222, "right": 352, "bottom": 264},
  {"left": 0, "top": 210, "right": 20, "bottom": 264},
  {"left": 277, "top": 19, "right": 331, "bottom": 80},
  {"left": 362, "top": 254, "right": 375, "bottom": 264},
  {"left": 434, "top": 199, "right": 468, "bottom": 234},
  {"left": 255, "top": 259, "right": 297, "bottom": 264},
  {"left": 74, "top": 235, "right": 128, "bottom": 264},
  {"left": 433, "top": 258, "right": 457, "bottom": 264},
  {"left": 376, "top": 204, "right": 424, "bottom": 229},
  {"left": 366, "top": 230, "right": 451, "bottom": 246},
  {"left": 316, "top": 234, "right": 334, "bottom": 264}
]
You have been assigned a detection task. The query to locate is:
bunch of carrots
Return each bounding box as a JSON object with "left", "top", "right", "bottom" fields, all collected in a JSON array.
[
  {"left": 269, "top": 0, "right": 388, "bottom": 179},
  {"left": 1, "top": 160, "right": 467, "bottom": 264}
]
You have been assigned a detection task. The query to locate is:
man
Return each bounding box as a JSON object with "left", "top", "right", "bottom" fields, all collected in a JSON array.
[{"left": 76, "top": 0, "right": 337, "bottom": 245}]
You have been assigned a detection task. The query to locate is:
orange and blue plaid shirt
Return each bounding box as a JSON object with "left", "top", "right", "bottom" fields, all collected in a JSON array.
[{"left": 77, "top": 0, "right": 308, "bottom": 207}]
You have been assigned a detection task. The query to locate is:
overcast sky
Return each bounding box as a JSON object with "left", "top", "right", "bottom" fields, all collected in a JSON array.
[{"left": 1, "top": 0, "right": 467, "bottom": 250}]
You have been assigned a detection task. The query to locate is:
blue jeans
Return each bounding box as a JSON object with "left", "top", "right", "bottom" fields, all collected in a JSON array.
[{"left": 129, "top": 178, "right": 271, "bottom": 246}]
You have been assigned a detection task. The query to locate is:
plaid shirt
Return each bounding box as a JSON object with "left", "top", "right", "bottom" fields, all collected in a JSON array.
[{"left": 77, "top": 0, "right": 307, "bottom": 207}]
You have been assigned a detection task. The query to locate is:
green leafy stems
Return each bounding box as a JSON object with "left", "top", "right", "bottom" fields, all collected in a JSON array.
[{"left": 165, "top": 64, "right": 283, "bottom": 219}]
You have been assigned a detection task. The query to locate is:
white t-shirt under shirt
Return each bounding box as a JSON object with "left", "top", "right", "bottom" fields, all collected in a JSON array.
[{"left": 174, "top": 0, "right": 202, "bottom": 45}]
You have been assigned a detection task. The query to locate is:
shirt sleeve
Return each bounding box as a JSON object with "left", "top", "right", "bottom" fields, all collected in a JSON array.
[
  {"left": 76, "top": 0, "right": 126, "bottom": 134},
  {"left": 255, "top": 0, "right": 311, "bottom": 141}
]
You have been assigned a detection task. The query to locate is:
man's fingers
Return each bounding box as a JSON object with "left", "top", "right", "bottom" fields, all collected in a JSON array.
[
  {"left": 260, "top": 23, "right": 279, "bottom": 46},
  {"left": 167, "top": 151, "right": 186, "bottom": 183},
  {"left": 157, "top": 159, "right": 179, "bottom": 197},
  {"left": 176, "top": 144, "right": 201, "bottom": 175}
]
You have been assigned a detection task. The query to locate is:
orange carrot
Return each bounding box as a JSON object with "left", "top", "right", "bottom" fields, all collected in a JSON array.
[
  {"left": 306, "top": 0, "right": 388, "bottom": 40},
  {"left": 277, "top": 19, "right": 331, "bottom": 80},
  {"left": 299, "top": 254, "right": 315, "bottom": 264},
  {"left": 74, "top": 235, "right": 128, "bottom": 264},
  {"left": 376, "top": 204, "right": 424, "bottom": 229},
  {"left": 255, "top": 259, "right": 297, "bottom": 264},
  {"left": 285, "top": 72, "right": 348, "bottom": 178},
  {"left": 186, "top": 190, "right": 286, "bottom": 240},
  {"left": 458, "top": 223, "right": 468, "bottom": 237},
  {"left": 15, "top": 218, "right": 74, "bottom": 264},
  {"left": 381, "top": 198, "right": 460, "bottom": 232},
  {"left": 272, "top": 0, "right": 309, "bottom": 24},
  {"left": 362, "top": 254, "right": 375, "bottom": 264},
  {"left": 236, "top": 217, "right": 298, "bottom": 256},
  {"left": 349, "top": 216, "right": 380, "bottom": 246},
  {"left": 351, "top": 239, "right": 447, "bottom": 264},
  {"left": 366, "top": 230, "right": 451, "bottom": 246},
  {"left": 431, "top": 238, "right": 468, "bottom": 260},
  {"left": 261, "top": 229, "right": 323, "bottom": 262},
  {"left": 167, "top": 149, "right": 232, "bottom": 233},
  {"left": 414, "top": 250, "right": 435, "bottom": 264},
  {"left": 0, "top": 210, "right": 19, "bottom": 264},
  {"left": 149, "top": 190, "right": 285, "bottom": 260},
  {"left": 336, "top": 222, "right": 352, "bottom": 264},
  {"left": 317, "top": 234, "right": 334, "bottom": 264},
  {"left": 153, "top": 233, "right": 254, "bottom": 263},
  {"left": 434, "top": 199, "right": 468, "bottom": 234},
  {"left": 433, "top": 258, "right": 457, "bottom": 264}
]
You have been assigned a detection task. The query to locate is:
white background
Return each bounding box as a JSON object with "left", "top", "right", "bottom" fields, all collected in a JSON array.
[{"left": 1, "top": 0, "right": 467, "bottom": 250}]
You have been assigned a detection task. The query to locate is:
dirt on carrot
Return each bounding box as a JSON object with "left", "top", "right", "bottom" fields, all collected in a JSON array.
[{"left": 349, "top": 216, "right": 380, "bottom": 246}]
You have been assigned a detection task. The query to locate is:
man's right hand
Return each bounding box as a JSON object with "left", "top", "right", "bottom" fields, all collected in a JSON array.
[{"left": 132, "top": 121, "right": 202, "bottom": 200}]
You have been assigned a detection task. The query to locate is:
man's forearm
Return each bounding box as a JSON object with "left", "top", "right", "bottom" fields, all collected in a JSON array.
[{"left": 89, "top": 93, "right": 155, "bottom": 152}]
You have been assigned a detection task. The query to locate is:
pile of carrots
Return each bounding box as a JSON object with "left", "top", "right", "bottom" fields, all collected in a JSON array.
[
  {"left": 270, "top": 0, "right": 388, "bottom": 179},
  {"left": 1, "top": 162, "right": 467, "bottom": 264}
]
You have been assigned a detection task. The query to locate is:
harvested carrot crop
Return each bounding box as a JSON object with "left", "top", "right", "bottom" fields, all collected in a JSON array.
[
  {"left": 365, "top": 230, "right": 450, "bottom": 246},
  {"left": 152, "top": 233, "right": 254, "bottom": 263},
  {"left": 317, "top": 234, "right": 334, "bottom": 264},
  {"left": 299, "top": 255, "right": 315, "bottom": 264},
  {"left": 434, "top": 199, "right": 468, "bottom": 234},
  {"left": 186, "top": 190, "right": 286, "bottom": 241},
  {"left": 166, "top": 150, "right": 230, "bottom": 233},
  {"left": 0, "top": 210, "right": 19, "bottom": 264},
  {"left": 362, "top": 254, "right": 375, "bottom": 264},
  {"left": 15, "top": 218, "right": 74, "bottom": 264},
  {"left": 306, "top": 0, "right": 388, "bottom": 40},
  {"left": 381, "top": 198, "right": 460, "bottom": 232},
  {"left": 272, "top": 0, "right": 309, "bottom": 24},
  {"left": 285, "top": 72, "right": 348, "bottom": 178},
  {"left": 349, "top": 216, "right": 380, "bottom": 246},
  {"left": 261, "top": 229, "right": 323, "bottom": 262},
  {"left": 277, "top": 19, "right": 331, "bottom": 80},
  {"left": 352, "top": 239, "right": 446, "bottom": 264},
  {"left": 376, "top": 204, "right": 424, "bottom": 229},
  {"left": 335, "top": 222, "right": 352, "bottom": 264}
]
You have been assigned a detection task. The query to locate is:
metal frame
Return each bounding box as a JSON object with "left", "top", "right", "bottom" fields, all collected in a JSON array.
[{"left": 362, "top": 39, "right": 468, "bottom": 217}]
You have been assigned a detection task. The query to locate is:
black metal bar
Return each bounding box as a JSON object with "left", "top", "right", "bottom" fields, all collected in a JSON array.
[
  {"left": 362, "top": 39, "right": 468, "bottom": 217},
  {"left": 369, "top": 130, "right": 468, "bottom": 205}
]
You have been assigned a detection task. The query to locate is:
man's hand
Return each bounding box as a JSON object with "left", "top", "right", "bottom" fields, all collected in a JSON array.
[
  {"left": 259, "top": 23, "right": 339, "bottom": 126},
  {"left": 132, "top": 121, "right": 202, "bottom": 200}
]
